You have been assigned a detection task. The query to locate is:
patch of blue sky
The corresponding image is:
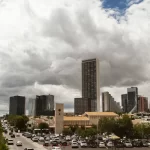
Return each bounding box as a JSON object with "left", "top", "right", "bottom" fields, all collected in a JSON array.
[{"left": 101, "top": 0, "right": 144, "bottom": 18}]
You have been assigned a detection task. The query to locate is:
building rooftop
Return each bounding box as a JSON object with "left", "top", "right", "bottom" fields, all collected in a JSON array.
[
  {"left": 64, "top": 116, "right": 89, "bottom": 121},
  {"left": 84, "top": 112, "right": 118, "bottom": 116}
]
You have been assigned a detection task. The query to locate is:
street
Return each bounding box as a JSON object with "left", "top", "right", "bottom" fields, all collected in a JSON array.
[{"left": 4, "top": 133, "right": 47, "bottom": 150}]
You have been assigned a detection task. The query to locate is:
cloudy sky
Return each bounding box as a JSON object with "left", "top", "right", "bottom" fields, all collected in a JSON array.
[{"left": 0, "top": 0, "right": 150, "bottom": 115}]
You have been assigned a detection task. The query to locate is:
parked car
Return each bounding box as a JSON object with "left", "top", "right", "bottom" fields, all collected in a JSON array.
[
  {"left": 124, "top": 141, "right": 133, "bottom": 148},
  {"left": 61, "top": 141, "right": 67, "bottom": 146},
  {"left": 39, "top": 137, "right": 44, "bottom": 142},
  {"left": 71, "top": 142, "right": 79, "bottom": 148},
  {"left": 66, "top": 136, "right": 71, "bottom": 141},
  {"left": 80, "top": 141, "right": 87, "bottom": 148},
  {"left": 7, "top": 139, "right": 14, "bottom": 145},
  {"left": 32, "top": 137, "right": 39, "bottom": 142},
  {"left": 132, "top": 140, "right": 142, "bottom": 147},
  {"left": 51, "top": 147, "right": 61, "bottom": 150},
  {"left": 142, "top": 141, "right": 149, "bottom": 147},
  {"left": 115, "top": 142, "right": 124, "bottom": 148},
  {"left": 43, "top": 141, "right": 50, "bottom": 146},
  {"left": 107, "top": 141, "right": 114, "bottom": 147},
  {"left": 24, "top": 148, "right": 34, "bottom": 150},
  {"left": 51, "top": 141, "right": 59, "bottom": 146},
  {"left": 99, "top": 142, "right": 106, "bottom": 148}
]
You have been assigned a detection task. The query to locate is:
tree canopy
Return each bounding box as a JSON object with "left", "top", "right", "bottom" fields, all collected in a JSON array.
[
  {"left": 38, "top": 122, "right": 49, "bottom": 129},
  {"left": 0, "top": 122, "right": 9, "bottom": 150},
  {"left": 7, "top": 115, "right": 29, "bottom": 130}
]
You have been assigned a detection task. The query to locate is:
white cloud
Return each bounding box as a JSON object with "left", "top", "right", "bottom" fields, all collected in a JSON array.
[{"left": 0, "top": 0, "right": 150, "bottom": 113}]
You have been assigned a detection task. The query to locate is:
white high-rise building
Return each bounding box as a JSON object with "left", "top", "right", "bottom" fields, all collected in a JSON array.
[
  {"left": 102, "top": 92, "right": 122, "bottom": 112},
  {"left": 28, "top": 98, "right": 36, "bottom": 116}
]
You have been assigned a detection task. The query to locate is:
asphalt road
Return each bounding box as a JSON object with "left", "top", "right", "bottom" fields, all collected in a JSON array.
[{"left": 3, "top": 132, "right": 47, "bottom": 150}]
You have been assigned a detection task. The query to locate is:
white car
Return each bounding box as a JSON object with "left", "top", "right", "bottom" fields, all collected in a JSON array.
[
  {"left": 66, "top": 136, "right": 71, "bottom": 141},
  {"left": 80, "top": 141, "right": 87, "bottom": 147},
  {"left": 7, "top": 139, "right": 14, "bottom": 145},
  {"left": 147, "top": 142, "right": 150, "bottom": 147},
  {"left": 32, "top": 137, "right": 39, "bottom": 142},
  {"left": 99, "top": 142, "right": 106, "bottom": 148},
  {"left": 107, "top": 141, "right": 114, "bottom": 147},
  {"left": 51, "top": 146, "right": 61, "bottom": 150},
  {"left": 16, "top": 141, "right": 22, "bottom": 146},
  {"left": 124, "top": 141, "right": 132, "bottom": 148},
  {"left": 38, "top": 137, "right": 44, "bottom": 142},
  {"left": 71, "top": 142, "right": 79, "bottom": 148},
  {"left": 72, "top": 139, "right": 77, "bottom": 143}
]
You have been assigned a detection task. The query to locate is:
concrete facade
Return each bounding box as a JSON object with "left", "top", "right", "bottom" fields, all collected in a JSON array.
[
  {"left": 82, "top": 58, "right": 100, "bottom": 112},
  {"left": 138, "top": 96, "right": 148, "bottom": 112},
  {"left": 55, "top": 103, "right": 64, "bottom": 134},
  {"left": 102, "top": 92, "right": 122, "bottom": 113},
  {"left": 28, "top": 98, "right": 36, "bottom": 116}
]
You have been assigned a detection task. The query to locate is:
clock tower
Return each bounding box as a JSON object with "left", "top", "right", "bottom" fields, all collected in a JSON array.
[{"left": 55, "top": 103, "right": 64, "bottom": 134}]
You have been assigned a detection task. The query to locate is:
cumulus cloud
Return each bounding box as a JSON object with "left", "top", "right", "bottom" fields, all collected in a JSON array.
[{"left": 0, "top": 0, "right": 150, "bottom": 114}]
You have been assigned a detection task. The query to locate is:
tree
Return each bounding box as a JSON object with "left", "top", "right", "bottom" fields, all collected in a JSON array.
[
  {"left": 133, "top": 123, "right": 150, "bottom": 139},
  {"left": 114, "top": 115, "right": 133, "bottom": 138},
  {"left": 98, "top": 117, "right": 116, "bottom": 134},
  {"left": 38, "top": 122, "right": 49, "bottom": 129},
  {"left": 15, "top": 116, "right": 27, "bottom": 130},
  {"left": 62, "top": 128, "right": 72, "bottom": 135},
  {"left": 69, "top": 124, "right": 79, "bottom": 133},
  {"left": 7, "top": 115, "right": 29, "bottom": 130},
  {"left": 0, "top": 122, "right": 9, "bottom": 150}
]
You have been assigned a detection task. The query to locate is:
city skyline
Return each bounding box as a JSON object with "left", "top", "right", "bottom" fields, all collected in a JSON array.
[{"left": 0, "top": 0, "right": 150, "bottom": 115}]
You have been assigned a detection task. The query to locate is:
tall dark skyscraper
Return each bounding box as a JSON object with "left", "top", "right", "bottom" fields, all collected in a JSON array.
[
  {"left": 35, "top": 94, "right": 54, "bottom": 116},
  {"left": 82, "top": 58, "right": 100, "bottom": 112},
  {"left": 121, "top": 94, "right": 128, "bottom": 113},
  {"left": 9, "top": 96, "right": 25, "bottom": 115},
  {"left": 74, "top": 98, "right": 91, "bottom": 115},
  {"left": 127, "top": 87, "right": 138, "bottom": 113},
  {"left": 74, "top": 58, "right": 100, "bottom": 115}
]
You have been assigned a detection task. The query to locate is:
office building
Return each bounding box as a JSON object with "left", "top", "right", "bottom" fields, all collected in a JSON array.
[
  {"left": 127, "top": 87, "right": 138, "bottom": 113},
  {"left": 102, "top": 92, "right": 110, "bottom": 112},
  {"left": 35, "top": 94, "right": 54, "bottom": 116},
  {"left": 74, "top": 98, "right": 91, "bottom": 115},
  {"left": 102, "top": 92, "right": 122, "bottom": 112},
  {"left": 9, "top": 96, "right": 25, "bottom": 115},
  {"left": 28, "top": 98, "right": 36, "bottom": 116},
  {"left": 82, "top": 58, "right": 100, "bottom": 112},
  {"left": 121, "top": 94, "right": 128, "bottom": 113},
  {"left": 138, "top": 96, "right": 148, "bottom": 112}
]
